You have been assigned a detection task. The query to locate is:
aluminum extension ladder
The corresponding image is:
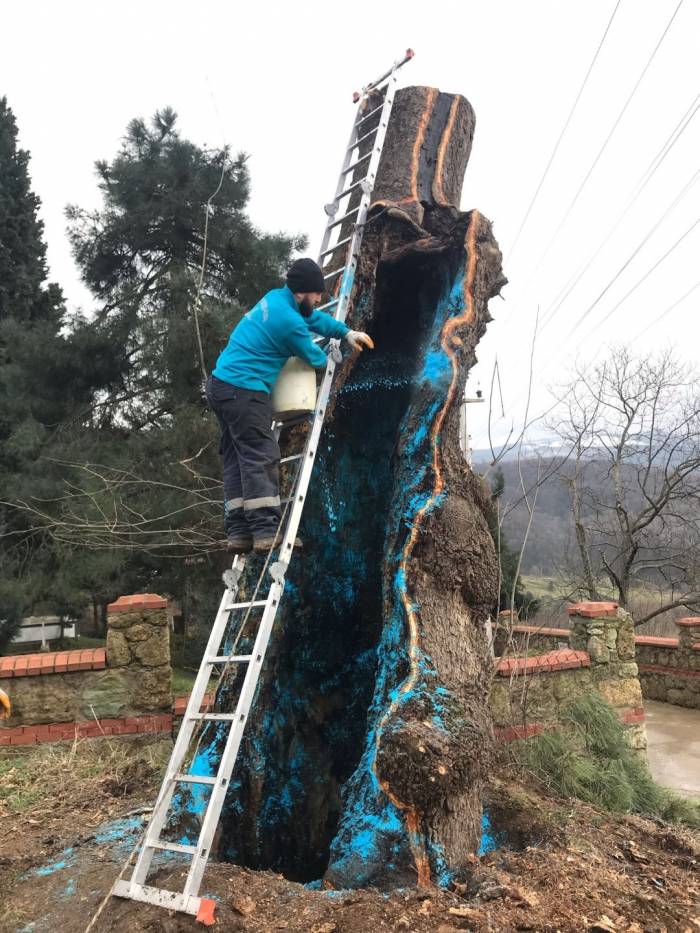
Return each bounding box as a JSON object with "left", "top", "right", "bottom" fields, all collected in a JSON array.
[{"left": 113, "top": 49, "right": 414, "bottom": 922}]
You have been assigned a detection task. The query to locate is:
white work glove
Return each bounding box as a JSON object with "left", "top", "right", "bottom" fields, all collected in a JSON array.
[{"left": 345, "top": 331, "right": 375, "bottom": 353}]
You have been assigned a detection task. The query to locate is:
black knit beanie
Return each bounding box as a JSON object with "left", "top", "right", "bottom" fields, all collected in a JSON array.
[{"left": 286, "top": 258, "right": 325, "bottom": 294}]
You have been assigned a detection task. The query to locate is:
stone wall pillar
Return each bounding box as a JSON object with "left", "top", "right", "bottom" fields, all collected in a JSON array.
[
  {"left": 106, "top": 594, "right": 172, "bottom": 712},
  {"left": 676, "top": 617, "right": 700, "bottom": 652},
  {"left": 567, "top": 601, "right": 647, "bottom": 753},
  {"left": 669, "top": 618, "right": 700, "bottom": 706}
]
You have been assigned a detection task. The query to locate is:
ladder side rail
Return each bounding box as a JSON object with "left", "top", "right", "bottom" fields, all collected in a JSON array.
[
  {"left": 279, "top": 73, "right": 400, "bottom": 559},
  {"left": 129, "top": 570, "right": 243, "bottom": 888},
  {"left": 329, "top": 71, "right": 399, "bottom": 329},
  {"left": 177, "top": 122, "right": 395, "bottom": 883},
  {"left": 182, "top": 577, "right": 286, "bottom": 898},
  {"left": 318, "top": 105, "right": 366, "bottom": 258}
]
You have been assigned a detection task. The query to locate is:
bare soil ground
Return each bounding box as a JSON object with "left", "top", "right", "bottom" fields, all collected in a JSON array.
[{"left": 1, "top": 737, "right": 698, "bottom": 933}]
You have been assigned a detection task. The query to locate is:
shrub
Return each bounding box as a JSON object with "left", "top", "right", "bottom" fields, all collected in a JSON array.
[{"left": 514, "top": 693, "right": 700, "bottom": 829}]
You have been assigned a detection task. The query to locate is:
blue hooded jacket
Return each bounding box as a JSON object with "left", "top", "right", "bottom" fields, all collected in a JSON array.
[{"left": 212, "top": 285, "right": 350, "bottom": 394}]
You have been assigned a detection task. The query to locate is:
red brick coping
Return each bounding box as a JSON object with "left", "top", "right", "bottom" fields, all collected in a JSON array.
[
  {"left": 566, "top": 601, "right": 618, "bottom": 618},
  {"left": 512, "top": 625, "right": 683, "bottom": 650},
  {"left": 0, "top": 648, "right": 106, "bottom": 679},
  {"left": 496, "top": 648, "right": 590, "bottom": 676},
  {"left": 634, "top": 634, "right": 680, "bottom": 647},
  {"left": 107, "top": 593, "right": 168, "bottom": 613}
]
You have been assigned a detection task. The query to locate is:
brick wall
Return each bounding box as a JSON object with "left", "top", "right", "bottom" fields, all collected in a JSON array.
[
  {"left": 0, "top": 593, "right": 172, "bottom": 731},
  {"left": 491, "top": 602, "right": 646, "bottom": 752},
  {"left": 510, "top": 614, "right": 700, "bottom": 711}
]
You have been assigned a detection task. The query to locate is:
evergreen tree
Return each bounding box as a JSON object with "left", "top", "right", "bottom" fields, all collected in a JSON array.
[
  {"left": 67, "top": 108, "right": 305, "bottom": 425},
  {"left": 0, "top": 97, "right": 70, "bottom": 648},
  {"left": 1, "top": 106, "right": 305, "bottom": 654}
]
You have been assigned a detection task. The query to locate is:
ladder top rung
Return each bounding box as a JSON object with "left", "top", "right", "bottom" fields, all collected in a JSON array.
[
  {"left": 205, "top": 655, "right": 252, "bottom": 665},
  {"left": 174, "top": 773, "right": 217, "bottom": 786},
  {"left": 149, "top": 840, "right": 197, "bottom": 855}
]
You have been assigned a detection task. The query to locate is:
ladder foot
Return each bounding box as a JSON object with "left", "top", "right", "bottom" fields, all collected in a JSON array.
[{"left": 196, "top": 898, "right": 217, "bottom": 926}]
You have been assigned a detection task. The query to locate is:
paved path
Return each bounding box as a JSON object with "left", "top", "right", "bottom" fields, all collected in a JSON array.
[{"left": 644, "top": 699, "right": 700, "bottom": 798}]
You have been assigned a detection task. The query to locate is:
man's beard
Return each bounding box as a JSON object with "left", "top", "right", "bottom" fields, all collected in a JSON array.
[{"left": 299, "top": 296, "right": 314, "bottom": 317}]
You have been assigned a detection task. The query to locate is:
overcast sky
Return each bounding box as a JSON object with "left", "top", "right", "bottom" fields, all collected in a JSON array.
[{"left": 2, "top": 0, "right": 699, "bottom": 450}]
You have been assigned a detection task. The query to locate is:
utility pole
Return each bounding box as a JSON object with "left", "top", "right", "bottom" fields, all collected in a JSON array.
[{"left": 459, "top": 387, "right": 485, "bottom": 465}]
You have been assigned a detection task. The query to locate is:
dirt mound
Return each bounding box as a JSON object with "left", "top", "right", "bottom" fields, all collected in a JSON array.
[{"left": 1, "top": 747, "right": 698, "bottom": 933}]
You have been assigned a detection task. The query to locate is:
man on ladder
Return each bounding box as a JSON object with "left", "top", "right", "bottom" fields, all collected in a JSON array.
[{"left": 207, "top": 257, "right": 373, "bottom": 555}]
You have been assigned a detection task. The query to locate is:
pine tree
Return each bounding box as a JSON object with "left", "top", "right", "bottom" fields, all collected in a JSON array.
[
  {"left": 67, "top": 108, "right": 305, "bottom": 426},
  {"left": 0, "top": 97, "right": 70, "bottom": 648}
]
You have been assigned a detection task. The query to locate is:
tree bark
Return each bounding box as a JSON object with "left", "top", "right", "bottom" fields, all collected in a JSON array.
[{"left": 183, "top": 85, "right": 505, "bottom": 890}]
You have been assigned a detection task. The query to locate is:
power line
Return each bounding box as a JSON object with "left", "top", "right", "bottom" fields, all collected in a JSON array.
[
  {"left": 539, "top": 91, "right": 700, "bottom": 333},
  {"left": 564, "top": 164, "right": 700, "bottom": 338},
  {"left": 528, "top": 0, "right": 686, "bottom": 279},
  {"left": 473, "top": 216, "right": 700, "bottom": 456},
  {"left": 507, "top": 0, "right": 623, "bottom": 261},
  {"left": 472, "top": 205, "right": 700, "bottom": 454},
  {"left": 498, "top": 0, "right": 685, "bottom": 333},
  {"left": 631, "top": 278, "right": 700, "bottom": 343},
  {"left": 586, "top": 216, "right": 700, "bottom": 335}
]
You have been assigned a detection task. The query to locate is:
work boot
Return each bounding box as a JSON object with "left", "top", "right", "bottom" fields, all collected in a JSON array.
[
  {"left": 226, "top": 534, "right": 253, "bottom": 555},
  {"left": 253, "top": 531, "right": 303, "bottom": 554}
]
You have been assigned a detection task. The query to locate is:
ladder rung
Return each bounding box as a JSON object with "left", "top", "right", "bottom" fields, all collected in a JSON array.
[
  {"left": 174, "top": 773, "right": 217, "bottom": 786},
  {"left": 205, "top": 655, "right": 252, "bottom": 665},
  {"left": 189, "top": 712, "right": 239, "bottom": 721},
  {"left": 317, "top": 297, "right": 340, "bottom": 311},
  {"left": 356, "top": 101, "right": 385, "bottom": 126},
  {"left": 319, "top": 235, "right": 354, "bottom": 260},
  {"left": 225, "top": 600, "right": 267, "bottom": 611},
  {"left": 323, "top": 267, "right": 345, "bottom": 281},
  {"left": 149, "top": 840, "right": 197, "bottom": 855},
  {"left": 348, "top": 127, "right": 378, "bottom": 151},
  {"left": 333, "top": 176, "right": 368, "bottom": 203},
  {"left": 281, "top": 453, "right": 303, "bottom": 463},
  {"left": 328, "top": 206, "right": 360, "bottom": 231},
  {"left": 341, "top": 151, "right": 372, "bottom": 176}
]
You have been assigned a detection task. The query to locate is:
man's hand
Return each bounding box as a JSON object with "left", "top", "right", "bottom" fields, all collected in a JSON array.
[{"left": 345, "top": 331, "right": 375, "bottom": 353}]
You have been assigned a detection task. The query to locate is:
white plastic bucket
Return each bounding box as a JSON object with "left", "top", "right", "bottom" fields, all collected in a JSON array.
[{"left": 271, "top": 357, "right": 317, "bottom": 421}]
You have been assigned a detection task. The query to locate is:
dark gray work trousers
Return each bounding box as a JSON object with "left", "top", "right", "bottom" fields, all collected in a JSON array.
[{"left": 206, "top": 375, "right": 281, "bottom": 540}]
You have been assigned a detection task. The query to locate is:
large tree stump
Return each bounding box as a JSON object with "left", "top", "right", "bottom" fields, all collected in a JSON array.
[{"left": 178, "top": 84, "right": 506, "bottom": 890}]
